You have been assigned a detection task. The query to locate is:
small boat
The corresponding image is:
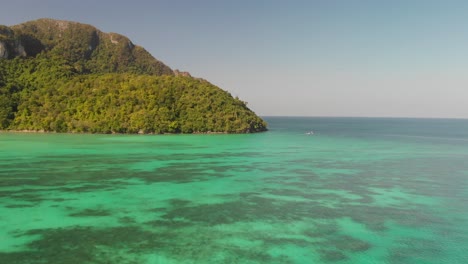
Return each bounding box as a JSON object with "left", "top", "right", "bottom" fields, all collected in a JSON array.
[{"left": 305, "top": 131, "right": 314, "bottom": 135}]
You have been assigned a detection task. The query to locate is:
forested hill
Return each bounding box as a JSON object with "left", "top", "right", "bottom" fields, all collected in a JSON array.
[{"left": 0, "top": 18, "right": 267, "bottom": 133}]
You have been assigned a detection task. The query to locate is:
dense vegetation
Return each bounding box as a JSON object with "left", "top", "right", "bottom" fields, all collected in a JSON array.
[{"left": 0, "top": 19, "right": 267, "bottom": 133}]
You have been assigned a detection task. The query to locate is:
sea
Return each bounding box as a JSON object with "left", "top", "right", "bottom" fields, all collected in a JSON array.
[{"left": 1, "top": 117, "right": 467, "bottom": 264}]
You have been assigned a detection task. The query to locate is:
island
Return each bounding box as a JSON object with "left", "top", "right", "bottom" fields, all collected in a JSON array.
[{"left": 0, "top": 18, "right": 267, "bottom": 134}]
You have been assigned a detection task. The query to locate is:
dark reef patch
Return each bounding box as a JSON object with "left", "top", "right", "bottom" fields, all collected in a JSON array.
[
  {"left": 69, "top": 208, "right": 113, "bottom": 217},
  {"left": 0, "top": 226, "right": 165, "bottom": 264},
  {"left": 0, "top": 225, "right": 298, "bottom": 263},
  {"left": 4, "top": 203, "right": 36, "bottom": 208},
  {"left": 332, "top": 235, "right": 371, "bottom": 252},
  {"left": 319, "top": 249, "right": 348, "bottom": 262}
]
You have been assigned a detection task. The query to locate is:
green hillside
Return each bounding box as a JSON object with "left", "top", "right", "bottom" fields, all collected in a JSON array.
[{"left": 0, "top": 19, "right": 267, "bottom": 133}]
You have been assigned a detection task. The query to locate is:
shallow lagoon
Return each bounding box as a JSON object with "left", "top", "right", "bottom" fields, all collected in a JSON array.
[{"left": 1, "top": 117, "right": 468, "bottom": 263}]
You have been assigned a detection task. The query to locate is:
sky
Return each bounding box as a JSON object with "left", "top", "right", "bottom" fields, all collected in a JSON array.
[{"left": 2, "top": 0, "right": 468, "bottom": 118}]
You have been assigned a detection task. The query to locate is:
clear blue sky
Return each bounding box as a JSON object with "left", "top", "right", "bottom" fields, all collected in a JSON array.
[{"left": 2, "top": 0, "right": 468, "bottom": 118}]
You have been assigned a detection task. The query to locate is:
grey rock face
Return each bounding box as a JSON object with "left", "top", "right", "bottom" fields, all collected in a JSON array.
[{"left": 0, "top": 41, "right": 9, "bottom": 58}]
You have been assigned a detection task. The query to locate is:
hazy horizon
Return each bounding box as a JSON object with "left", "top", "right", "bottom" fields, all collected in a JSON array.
[
  {"left": 261, "top": 115, "right": 468, "bottom": 121},
  {"left": 2, "top": 0, "right": 468, "bottom": 119}
]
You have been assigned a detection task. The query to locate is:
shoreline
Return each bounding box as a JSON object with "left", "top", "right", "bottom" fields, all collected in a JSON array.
[{"left": 0, "top": 129, "right": 266, "bottom": 135}]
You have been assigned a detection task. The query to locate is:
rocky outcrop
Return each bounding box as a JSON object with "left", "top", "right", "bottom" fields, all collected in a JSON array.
[
  {"left": 0, "top": 40, "right": 29, "bottom": 58},
  {"left": 16, "top": 43, "right": 26, "bottom": 57},
  {"left": 0, "top": 41, "right": 8, "bottom": 58},
  {"left": 174, "top": 69, "right": 192, "bottom": 77}
]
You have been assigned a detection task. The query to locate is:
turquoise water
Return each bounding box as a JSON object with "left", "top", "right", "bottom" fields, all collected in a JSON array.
[{"left": 1, "top": 117, "right": 468, "bottom": 263}]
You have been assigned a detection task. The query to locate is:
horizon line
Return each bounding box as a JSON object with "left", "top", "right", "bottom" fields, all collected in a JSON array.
[{"left": 260, "top": 115, "right": 468, "bottom": 120}]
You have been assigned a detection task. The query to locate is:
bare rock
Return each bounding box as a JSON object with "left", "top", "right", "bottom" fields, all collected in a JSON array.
[
  {"left": 0, "top": 41, "right": 8, "bottom": 58},
  {"left": 174, "top": 69, "right": 191, "bottom": 77}
]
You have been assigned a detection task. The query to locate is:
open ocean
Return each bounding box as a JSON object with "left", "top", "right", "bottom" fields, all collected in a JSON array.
[{"left": 1, "top": 117, "right": 468, "bottom": 263}]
